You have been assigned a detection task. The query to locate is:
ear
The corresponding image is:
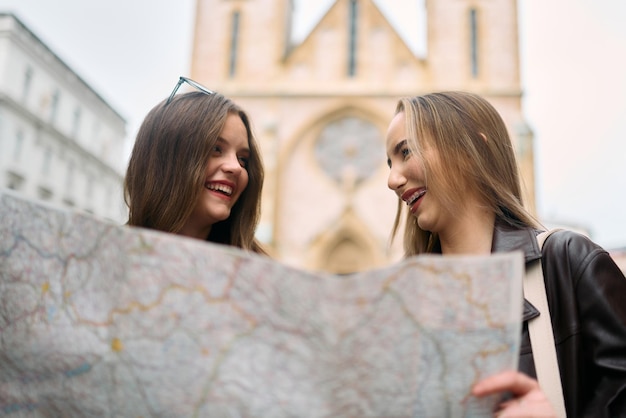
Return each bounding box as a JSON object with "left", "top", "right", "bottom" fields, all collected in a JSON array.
[{"left": 479, "top": 132, "right": 487, "bottom": 142}]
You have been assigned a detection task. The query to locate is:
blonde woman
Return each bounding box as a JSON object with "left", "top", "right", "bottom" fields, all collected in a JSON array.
[{"left": 386, "top": 91, "right": 626, "bottom": 416}]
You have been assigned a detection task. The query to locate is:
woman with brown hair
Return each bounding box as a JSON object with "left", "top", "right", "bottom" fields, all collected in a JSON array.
[
  {"left": 124, "top": 77, "right": 266, "bottom": 254},
  {"left": 385, "top": 91, "right": 626, "bottom": 417}
]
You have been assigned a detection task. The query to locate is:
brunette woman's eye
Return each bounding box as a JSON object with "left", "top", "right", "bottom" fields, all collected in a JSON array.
[
  {"left": 212, "top": 145, "right": 222, "bottom": 154},
  {"left": 238, "top": 156, "right": 249, "bottom": 169}
]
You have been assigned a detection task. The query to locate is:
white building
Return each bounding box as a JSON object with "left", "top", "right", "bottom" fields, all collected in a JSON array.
[{"left": 0, "top": 13, "right": 127, "bottom": 223}]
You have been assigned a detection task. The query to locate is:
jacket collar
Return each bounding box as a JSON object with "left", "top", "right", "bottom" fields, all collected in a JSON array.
[
  {"left": 491, "top": 221, "right": 542, "bottom": 264},
  {"left": 431, "top": 220, "right": 543, "bottom": 321},
  {"left": 491, "top": 221, "right": 543, "bottom": 322}
]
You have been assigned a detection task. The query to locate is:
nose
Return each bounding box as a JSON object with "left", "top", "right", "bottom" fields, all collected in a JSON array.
[
  {"left": 387, "top": 165, "right": 406, "bottom": 192},
  {"left": 221, "top": 152, "right": 243, "bottom": 175}
]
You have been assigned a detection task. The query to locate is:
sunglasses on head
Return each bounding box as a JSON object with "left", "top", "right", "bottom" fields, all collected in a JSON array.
[{"left": 166, "top": 76, "right": 215, "bottom": 104}]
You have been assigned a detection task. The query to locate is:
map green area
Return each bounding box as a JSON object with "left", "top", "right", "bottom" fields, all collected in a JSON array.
[{"left": 0, "top": 190, "right": 523, "bottom": 417}]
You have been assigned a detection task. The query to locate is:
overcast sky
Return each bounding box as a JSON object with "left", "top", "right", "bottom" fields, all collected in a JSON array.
[{"left": 1, "top": 0, "right": 625, "bottom": 249}]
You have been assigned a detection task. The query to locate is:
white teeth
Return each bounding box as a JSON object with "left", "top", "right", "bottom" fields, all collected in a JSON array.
[
  {"left": 206, "top": 183, "right": 233, "bottom": 196},
  {"left": 406, "top": 190, "right": 426, "bottom": 205}
]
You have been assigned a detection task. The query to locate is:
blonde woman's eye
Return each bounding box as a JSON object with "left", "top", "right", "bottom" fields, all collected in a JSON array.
[{"left": 401, "top": 147, "right": 411, "bottom": 158}]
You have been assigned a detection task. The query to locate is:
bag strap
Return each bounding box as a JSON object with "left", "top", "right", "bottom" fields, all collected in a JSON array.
[{"left": 523, "top": 229, "right": 567, "bottom": 417}]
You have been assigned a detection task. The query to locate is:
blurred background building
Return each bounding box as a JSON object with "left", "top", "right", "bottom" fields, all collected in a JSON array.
[
  {"left": 0, "top": 13, "right": 127, "bottom": 223},
  {"left": 191, "top": 0, "right": 535, "bottom": 273},
  {"left": 3, "top": 2, "right": 622, "bottom": 275}
]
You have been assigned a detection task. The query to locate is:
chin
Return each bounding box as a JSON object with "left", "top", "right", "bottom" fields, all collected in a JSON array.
[
  {"left": 208, "top": 210, "right": 231, "bottom": 223},
  {"left": 416, "top": 217, "right": 434, "bottom": 232}
]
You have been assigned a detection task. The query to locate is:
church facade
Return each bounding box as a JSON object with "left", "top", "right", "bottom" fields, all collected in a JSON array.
[{"left": 190, "top": 0, "right": 534, "bottom": 273}]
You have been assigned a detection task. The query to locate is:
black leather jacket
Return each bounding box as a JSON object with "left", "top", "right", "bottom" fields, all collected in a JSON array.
[{"left": 491, "top": 222, "right": 626, "bottom": 417}]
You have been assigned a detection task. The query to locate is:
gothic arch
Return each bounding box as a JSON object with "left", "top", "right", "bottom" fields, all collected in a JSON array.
[
  {"left": 275, "top": 103, "right": 388, "bottom": 174},
  {"left": 308, "top": 208, "right": 383, "bottom": 274},
  {"left": 272, "top": 104, "right": 389, "bottom": 249}
]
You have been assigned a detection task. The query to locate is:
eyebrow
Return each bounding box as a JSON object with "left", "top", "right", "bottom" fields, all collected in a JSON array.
[
  {"left": 387, "top": 139, "right": 408, "bottom": 167},
  {"left": 393, "top": 139, "right": 408, "bottom": 155},
  {"left": 216, "top": 137, "right": 250, "bottom": 153}
]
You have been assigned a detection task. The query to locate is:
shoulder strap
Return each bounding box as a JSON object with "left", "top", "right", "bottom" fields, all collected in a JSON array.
[{"left": 523, "top": 229, "right": 567, "bottom": 417}]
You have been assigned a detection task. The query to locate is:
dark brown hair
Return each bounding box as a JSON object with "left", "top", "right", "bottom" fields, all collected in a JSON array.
[{"left": 124, "top": 91, "right": 265, "bottom": 253}]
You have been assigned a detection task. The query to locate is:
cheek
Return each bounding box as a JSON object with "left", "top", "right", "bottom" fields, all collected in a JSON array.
[
  {"left": 204, "top": 159, "right": 217, "bottom": 175},
  {"left": 406, "top": 158, "right": 424, "bottom": 181}
]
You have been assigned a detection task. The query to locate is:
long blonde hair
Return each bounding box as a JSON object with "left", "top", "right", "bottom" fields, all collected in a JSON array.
[{"left": 390, "top": 91, "right": 539, "bottom": 256}]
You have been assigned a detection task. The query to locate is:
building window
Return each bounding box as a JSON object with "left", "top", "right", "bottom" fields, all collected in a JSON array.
[
  {"left": 22, "top": 67, "right": 33, "bottom": 102},
  {"left": 85, "top": 174, "right": 94, "bottom": 199},
  {"left": 470, "top": 8, "right": 479, "bottom": 78},
  {"left": 314, "top": 117, "right": 383, "bottom": 185},
  {"left": 229, "top": 11, "right": 241, "bottom": 78},
  {"left": 348, "top": 0, "right": 358, "bottom": 77},
  {"left": 0, "top": 111, "right": 3, "bottom": 153},
  {"left": 37, "top": 186, "right": 53, "bottom": 201},
  {"left": 13, "top": 130, "right": 24, "bottom": 161},
  {"left": 6, "top": 171, "right": 24, "bottom": 191},
  {"left": 65, "top": 161, "right": 75, "bottom": 190},
  {"left": 84, "top": 174, "right": 95, "bottom": 215},
  {"left": 50, "top": 89, "right": 60, "bottom": 123},
  {"left": 72, "top": 107, "right": 81, "bottom": 138},
  {"left": 63, "top": 162, "right": 76, "bottom": 208},
  {"left": 42, "top": 146, "right": 52, "bottom": 175}
]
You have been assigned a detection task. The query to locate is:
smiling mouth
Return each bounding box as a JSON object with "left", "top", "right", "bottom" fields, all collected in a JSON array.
[
  {"left": 206, "top": 183, "right": 233, "bottom": 196},
  {"left": 405, "top": 189, "right": 426, "bottom": 206}
]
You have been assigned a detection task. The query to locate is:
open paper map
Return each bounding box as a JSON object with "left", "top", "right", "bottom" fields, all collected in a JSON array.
[{"left": 0, "top": 190, "right": 523, "bottom": 417}]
